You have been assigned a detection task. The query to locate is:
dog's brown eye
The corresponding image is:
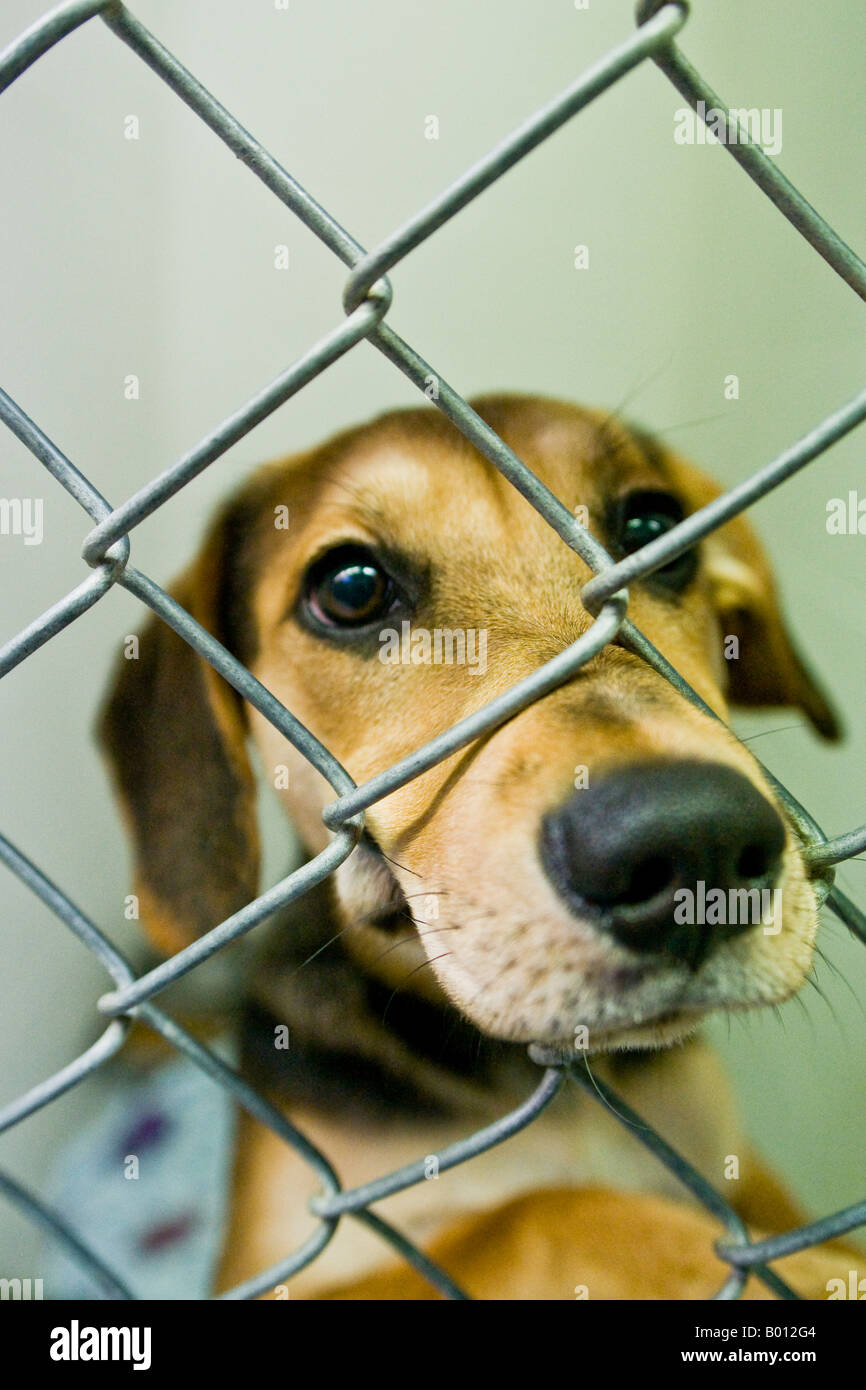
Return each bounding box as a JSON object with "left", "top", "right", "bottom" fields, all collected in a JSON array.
[
  {"left": 616, "top": 491, "right": 697, "bottom": 590},
  {"left": 304, "top": 545, "right": 396, "bottom": 628}
]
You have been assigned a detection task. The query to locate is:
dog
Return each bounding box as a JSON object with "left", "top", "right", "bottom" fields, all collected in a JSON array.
[{"left": 99, "top": 392, "right": 856, "bottom": 1299}]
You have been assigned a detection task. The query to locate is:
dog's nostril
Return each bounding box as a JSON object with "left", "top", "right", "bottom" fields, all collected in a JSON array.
[
  {"left": 621, "top": 855, "right": 675, "bottom": 906},
  {"left": 735, "top": 844, "right": 771, "bottom": 881}
]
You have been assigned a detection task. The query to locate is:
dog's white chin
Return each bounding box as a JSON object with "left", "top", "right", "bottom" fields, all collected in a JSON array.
[
  {"left": 574, "top": 1012, "right": 704, "bottom": 1054},
  {"left": 452, "top": 997, "right": 708, "bottom": 1055}
]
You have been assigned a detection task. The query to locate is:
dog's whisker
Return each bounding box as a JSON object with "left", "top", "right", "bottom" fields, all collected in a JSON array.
[
  {"left": 578, "top": 1054, "right": 652, "bottom": 1132},
  {"left": 599, "top": 355, "right": 676, "bottom": 443},
  {"left": 369, "top": 926, "right": 461, "bottom": 967},
  {"left": 789, "top": 988, "right": 815, "bottom": 1034},
  {"left": 811, "top": 943, "right": 845, "bottom": 983},
  {"left": 803, "top": 972, "right": 852, "bottom": 1046},
  {"left": 281, "top": 923, "right": 357, "bottom": 977},
  {"left": 340, "top": 893, "right": 453, "bottom": 937},
  {"left": 343, "top": 903, "right": 414, "bottom": 932},
  {"left": 373, "top": 848, "right": 425, "bottom": 879},
  {"left": 811, "top": 943, "right": 862, "bottom": 1016},
  {"left": 378, "top": 952, "right": 453, "bottom": 1027},
  {"left": 654, "top": 411, "right": 730, "bottom": 435},
  {"left": 738, "top": 723, "right": 806, "bottom": 743},
  {"left": 726, "top": 1009, "right": 750, "bottom": 1039}
]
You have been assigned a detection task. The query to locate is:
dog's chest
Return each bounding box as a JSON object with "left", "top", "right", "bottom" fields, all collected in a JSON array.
[{"left": 217, "top": 1045, "right": 741, "bottom": 1298}]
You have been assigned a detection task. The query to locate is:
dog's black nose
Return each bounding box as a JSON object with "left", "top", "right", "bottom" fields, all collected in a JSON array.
[{"left": 539, "top": 760, "right": 786, "bottom": 967}]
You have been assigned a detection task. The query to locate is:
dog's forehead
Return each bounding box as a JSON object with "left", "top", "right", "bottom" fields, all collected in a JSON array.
[{"left": 298, "top": 399, "right": 673, "bottom": 556}]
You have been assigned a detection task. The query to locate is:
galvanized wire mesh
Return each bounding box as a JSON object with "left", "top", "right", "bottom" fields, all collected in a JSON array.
[{"left": 1, "top": 0, "right": 865, "bottom": 1302}]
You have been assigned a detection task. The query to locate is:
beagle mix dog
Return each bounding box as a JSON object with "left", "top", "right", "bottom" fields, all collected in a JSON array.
[{"left": 100, "top": 393, "right": 853, "bottom": 1299}]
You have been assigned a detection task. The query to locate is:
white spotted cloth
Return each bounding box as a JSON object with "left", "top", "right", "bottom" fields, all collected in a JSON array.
[{"left": 43, "top": 1045, "right": 237, "bottom": 1300}]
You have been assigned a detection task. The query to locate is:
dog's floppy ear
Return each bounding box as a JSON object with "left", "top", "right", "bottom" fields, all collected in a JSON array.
[
  {"left": 98, "top": 488, "right": 270, "bottom": 956},
  {"left": 665, "top": 452, "right": 841, "bottom": 741}
]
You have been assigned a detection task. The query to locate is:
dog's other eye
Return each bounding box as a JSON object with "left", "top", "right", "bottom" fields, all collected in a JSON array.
[
  {"left": 615, "top": 490, "right": 698, "bottom": 590},
  {"left": 303, "top": 545, "right": 397, "bottom": 628}
]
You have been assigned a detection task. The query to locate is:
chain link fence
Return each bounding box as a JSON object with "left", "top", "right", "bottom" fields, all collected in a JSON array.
[{"left": 1, "top": 0, "right": 865, "bottom": 1301}]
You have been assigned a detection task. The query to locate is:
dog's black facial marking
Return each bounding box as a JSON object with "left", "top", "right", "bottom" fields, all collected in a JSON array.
[
  {"left": 240, "top": 873, "right": 535, "bottom": 1119},
  {"left": 361, "top": 973, "right": 517, "bottom": 1082},
  {"left": 241, "top": 1000, "right": 450, "bottom": 1120},
  {"left": 354, "top": 831, "right": 415, "bottom": 933},
  {"left": 356, "top": 903, "right": 415, "bottom": 935}
]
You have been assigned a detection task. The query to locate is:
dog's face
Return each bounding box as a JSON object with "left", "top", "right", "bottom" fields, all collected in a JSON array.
[{"left": 101, "top": 395, "right": 839, "bottom": 1054}]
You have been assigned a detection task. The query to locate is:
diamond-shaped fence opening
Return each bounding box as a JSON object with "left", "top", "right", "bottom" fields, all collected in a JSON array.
[{"left": 1, "top": 0, "right": 865, "bottom": 1301}]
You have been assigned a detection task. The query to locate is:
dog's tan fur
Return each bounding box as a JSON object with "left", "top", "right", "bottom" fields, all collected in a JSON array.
[{"left": 100, "top": 394, "right": 853, "bottom": 1299}]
